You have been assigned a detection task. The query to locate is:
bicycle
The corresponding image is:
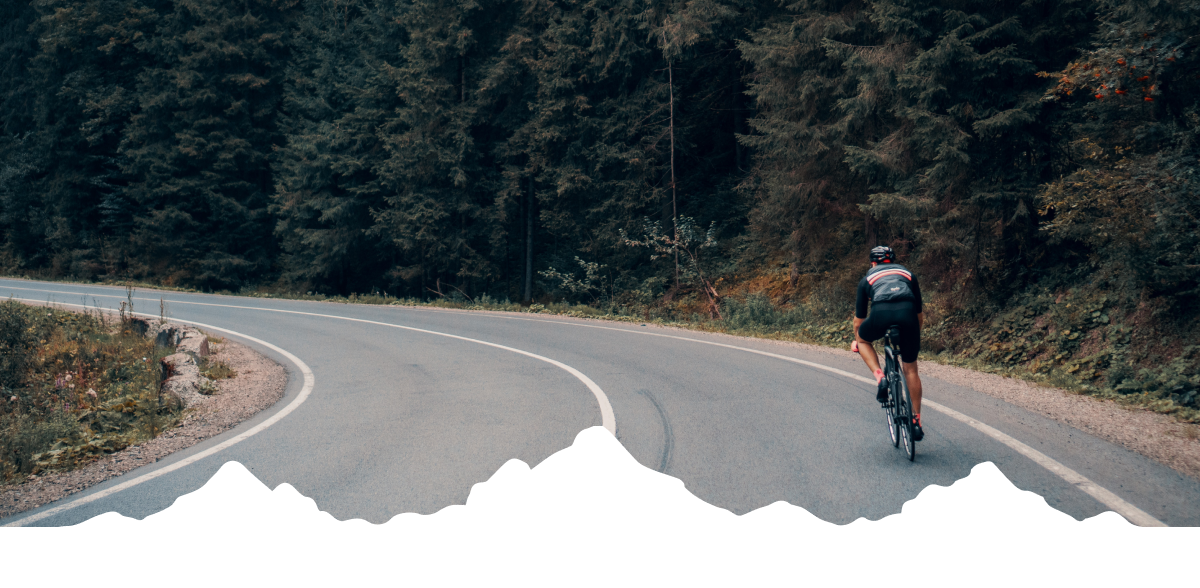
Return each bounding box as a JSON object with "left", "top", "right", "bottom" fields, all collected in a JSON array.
[{"left": 881, "top": 325, "right": 916, "bottom": 461}]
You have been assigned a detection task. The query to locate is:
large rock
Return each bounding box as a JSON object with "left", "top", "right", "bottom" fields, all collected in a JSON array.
[
  {"left": 142, "top": 323, "right": 212, "bottom": 409},
  {"left": 145, "top": 323, "right": 208, "bottom": 357},
  {"left": 145, "top": 323, "right": 208, "bottom": 356},
  {"left": 146, "top": 323, "right": 183, "bottom": 348},
  {"left": 177, "top": 328, "right": 210, "bottom": 358},
  {"left": 162, "top": 352, "right": 205, "bottom": 409}
]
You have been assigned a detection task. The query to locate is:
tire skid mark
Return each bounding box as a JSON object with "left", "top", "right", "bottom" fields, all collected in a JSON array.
[{"left": 636, "top": 389, "right": 674, "bottom": 474}]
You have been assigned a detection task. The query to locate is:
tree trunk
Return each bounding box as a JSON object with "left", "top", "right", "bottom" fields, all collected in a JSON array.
[
  {"left": 668, "top": 58, "right": 679, "bottom": 291},
  {"left": 524, "top": 177, "right": 533, "bottom": 303},
  {"left": 731, "top": 62, "right": 745, "bottom": 171}
]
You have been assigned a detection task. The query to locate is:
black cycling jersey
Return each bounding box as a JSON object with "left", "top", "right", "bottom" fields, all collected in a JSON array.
[
  {"left": 856, "top": 263, "right": 923, "bottom": 363},
  {"left": 855, "top": 263, "right": 923, "bottom": 319}
]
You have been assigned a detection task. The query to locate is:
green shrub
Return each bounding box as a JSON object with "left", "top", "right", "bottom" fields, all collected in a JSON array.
[
  {"left": 0, "top": 410, "right": 82, "bottom": 478},
  {"left": 0, "top": 300, "right": 35, "bottom": 391},
  {"left": 0, "top": 301, "right": 178, "bottom": 481}
]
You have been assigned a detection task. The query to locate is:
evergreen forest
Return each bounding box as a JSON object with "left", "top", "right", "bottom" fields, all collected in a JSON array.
[{"left": 2, "top": 1, "right": 1200, "bottom": 412}]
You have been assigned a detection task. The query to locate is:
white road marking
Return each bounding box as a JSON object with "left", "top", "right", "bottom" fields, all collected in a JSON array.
[
  {"left": 1, "top": 286, "right": 615, "bottom": 433},
  {"left": 406, "top": 308, "right": 1170, "bottom": 527},
  {"left": 2, "top": 300, "right": 316, "bottom": 527},
  {"left": 924, "top": 403, "right": 1165, "bottom": 527},
  {"left": 1, "top": 284, "right": 1165, "bottom": 526}
]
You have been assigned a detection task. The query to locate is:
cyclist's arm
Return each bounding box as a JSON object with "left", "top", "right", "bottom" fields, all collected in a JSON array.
[
  {"left": 854, "top": 277, "right": 870, "bottom": 320},
  {"left": 853, "top": 277, "right": 870, "bottom": 341},
  {"left": 911, "top": 274, "right": 923, "bottom": 314},
  {"left": 912, "top": 275, "right": 924, "bottom": 330}
]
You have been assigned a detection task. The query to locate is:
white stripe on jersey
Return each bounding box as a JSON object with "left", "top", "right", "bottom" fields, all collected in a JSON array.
[{"left": 867, "top": 269, "right": 912, "bottom": 285}]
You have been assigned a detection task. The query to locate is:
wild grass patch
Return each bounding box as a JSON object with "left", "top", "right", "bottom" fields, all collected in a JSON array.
[
  {"left": 199, "top": 358, "right": 236, "bottom": 381},
  {"left": 0, "top": 301, "right": 178, "bottom": 483}
]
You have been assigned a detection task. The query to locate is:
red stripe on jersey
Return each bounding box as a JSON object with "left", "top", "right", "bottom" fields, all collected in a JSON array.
[{"left": 867, "top": 269, "right": 912, "bottom": 285}]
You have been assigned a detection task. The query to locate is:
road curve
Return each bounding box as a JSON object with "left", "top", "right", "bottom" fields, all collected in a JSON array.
[{"left": 2, "top": 278, "right": 1198, "bottom": 527}]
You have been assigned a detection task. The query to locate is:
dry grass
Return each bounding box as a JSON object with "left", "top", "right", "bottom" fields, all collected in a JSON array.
[{"left": 0, "top": 301, "right": 178, "bottom": 483}]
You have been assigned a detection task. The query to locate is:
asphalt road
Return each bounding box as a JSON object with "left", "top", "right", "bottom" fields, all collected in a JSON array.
[{"left": 2, "top": 278, "right": 1198, "bottom": 527}]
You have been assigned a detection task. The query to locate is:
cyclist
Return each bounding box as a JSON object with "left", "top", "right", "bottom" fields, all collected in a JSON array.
[{"left": 850, "top": 246, "right": 925, "bottom": 441}]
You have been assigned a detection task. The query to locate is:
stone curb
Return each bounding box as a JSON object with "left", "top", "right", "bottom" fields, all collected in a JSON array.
[{"left": 137, "top": 320, "right": 212, "bottom": 410}]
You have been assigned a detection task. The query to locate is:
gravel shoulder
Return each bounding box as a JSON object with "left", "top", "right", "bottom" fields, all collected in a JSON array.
[{"left": 0, "top": 336, "right": 286, "bottom": 519}]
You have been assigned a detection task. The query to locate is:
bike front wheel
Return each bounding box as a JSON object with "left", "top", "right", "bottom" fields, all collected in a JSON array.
[
  {"left": 898, "top": 377, "right": 915, "bottom": 461},
  {"left": 885, "top": 372, "right": 899, "bottom": 448}
]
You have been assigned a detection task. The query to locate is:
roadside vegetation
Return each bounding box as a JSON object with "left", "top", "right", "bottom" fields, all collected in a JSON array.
[{"left": 0, "top": 300, "right": 179, "bottom": 483}]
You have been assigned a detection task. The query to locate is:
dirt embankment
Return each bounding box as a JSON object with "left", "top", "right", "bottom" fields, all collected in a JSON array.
[{"left": 0, "top": 336, "right": 286, "bottom": 520}]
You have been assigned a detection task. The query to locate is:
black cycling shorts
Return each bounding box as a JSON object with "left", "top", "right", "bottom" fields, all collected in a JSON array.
[{"left": 858, "top": 302, "right": 921, "bottom": 363}]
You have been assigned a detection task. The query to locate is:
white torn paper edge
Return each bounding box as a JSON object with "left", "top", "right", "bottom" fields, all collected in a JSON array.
[{"left": 1, "top": 426, "right": 1193, "bottom": 586}]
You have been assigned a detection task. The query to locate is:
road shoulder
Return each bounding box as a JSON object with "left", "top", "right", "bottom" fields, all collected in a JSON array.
[
  {"left": 471, "top": 309, "right": 1200, "bottom": 482},
  {"left": 0, "top": 336, "right": 286, "bottom": 519}
]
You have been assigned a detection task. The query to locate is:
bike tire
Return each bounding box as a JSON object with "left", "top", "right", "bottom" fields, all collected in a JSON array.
[
  {"left": 885, "top": 399, "right": 899, "bottom": 447},
  {"left": 898, "top": 374, "right": 916, "bottom": 461},
  {"left": 885, "top": 357, "right": 899, "bottom": 448}
]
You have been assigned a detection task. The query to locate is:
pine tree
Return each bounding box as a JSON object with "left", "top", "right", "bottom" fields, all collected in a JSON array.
[
  {"left": 1036, "top": 0, "right": 1200, "bottom": 305},
  {"left": 121, "top": 0, "right": 292, "bottom": 288},
  {"left": 273, "top": 0, "right": 399, "bottom": 294},
  {"left": 0, "top": 0, "right": 41, "bottom": 270},
  {"left": 0, "top": 1, "right": 38, "bottom": 137},
  {"left": 738, "top": 1, "right": 878, "bottom": 275},
  {"left": 4, "top": 0, "right": 161, "bottom": 277},
  {"left": 741, "top": 0, "right": 1097, "bottom": 301},
  {"left": 369, "top": 0, "right": 515, "bottom": 297}
]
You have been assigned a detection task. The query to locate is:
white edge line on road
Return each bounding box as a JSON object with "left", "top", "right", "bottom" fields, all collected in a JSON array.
[
  {"left": 2, "top": 289, "right": 615, "bottom": 439},
  {"left": 414, "top": 308, "right": 1169, "bottom": 527},
  {"left": 1, "top": 286, "right": 1162, "bottom": 526},
  {"left": 919, "top": 402, "right": 1165, "bottom": 527},
  {"left": 2, "top": 300, "right": 316, "bottom": 528}
]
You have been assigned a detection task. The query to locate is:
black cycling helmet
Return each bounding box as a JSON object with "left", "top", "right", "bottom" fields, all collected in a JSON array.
[{"left": 869, "top": 245, "right": 895, "bottom": 263}]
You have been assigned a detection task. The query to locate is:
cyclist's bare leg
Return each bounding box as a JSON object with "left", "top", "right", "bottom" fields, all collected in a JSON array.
[
  {"left": 901, "top": 361, "right": 922, "bottom": 415},
  {"left": 854, "top": 333, "right": 882, "bottom": 374},
  {"left": 852, "top": 318, "right": 882, "bottom": 374}
]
